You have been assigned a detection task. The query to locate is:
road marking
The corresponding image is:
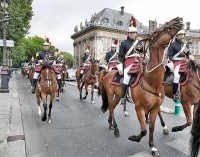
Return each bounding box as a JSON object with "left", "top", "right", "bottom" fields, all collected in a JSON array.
[
  {"left": 166, "top": 139, "right": 189, "bottom": 155},
  {"left": 127, "top": 151, "right": 152, "bottom": 157}
]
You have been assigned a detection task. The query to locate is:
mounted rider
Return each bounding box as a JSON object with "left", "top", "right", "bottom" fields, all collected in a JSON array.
[
  {"left": 105, "top": 39, "right": 118, "bottom": 71},
  {"left": 80, "top": 46, "right": 93, "bottom": 80},
  {"left": 118, "top": 16, "right": 143, "bottom": 105},
  {"left": 31, "top": 38, "right": 62, "bottom": 93},
  {"left": 167, "top": 29, "right": 194, "bottom": 102}
]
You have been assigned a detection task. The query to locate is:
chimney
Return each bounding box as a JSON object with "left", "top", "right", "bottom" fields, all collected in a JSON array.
[
  {"left": 153, "top": 19, "right": 157, "bottom": 30},
  {"left": 186, "top": 22, "right": 191, "bottom": 30},
  {"left": 149, "top": 20, "right": 154, "bottom": 33},
  {"left": 120, "top": 6, "right": 124, "bottom": 15}
]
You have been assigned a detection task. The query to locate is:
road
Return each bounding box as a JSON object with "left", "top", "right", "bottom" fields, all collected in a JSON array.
[{"left": 16, "top": 74, "right": 191, "bottom": 157}]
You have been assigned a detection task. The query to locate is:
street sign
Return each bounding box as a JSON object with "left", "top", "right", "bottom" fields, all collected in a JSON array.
[{"left": 0, "top": 39, "right": 14, "bottom": 47}]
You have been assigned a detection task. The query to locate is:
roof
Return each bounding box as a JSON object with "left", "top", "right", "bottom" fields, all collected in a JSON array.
[{"left": 71, "top": 8, "right": 149, "bottom": 38}]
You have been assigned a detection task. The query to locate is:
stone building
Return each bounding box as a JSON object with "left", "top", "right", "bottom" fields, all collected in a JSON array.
[{"left": 71, "top": 7, "right": 200, "bottom": 66}]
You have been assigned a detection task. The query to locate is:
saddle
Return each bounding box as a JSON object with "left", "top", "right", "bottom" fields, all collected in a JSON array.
[
  {"left": 164, "top": 61, "right": 190, "bottom": 86},
  {"left": 108, "top": 62, "right": 118, "bottom": 70},
  {"left": 53, "top": 65, "right": 61, "bottom": 74},
  {"left": 111, "top": 59, "right": 143, "bottom": 87}
]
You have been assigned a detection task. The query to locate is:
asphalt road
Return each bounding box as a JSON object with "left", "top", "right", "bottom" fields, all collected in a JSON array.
[{"left": 16, "top": 74, "right": 191, "bottom": 157}]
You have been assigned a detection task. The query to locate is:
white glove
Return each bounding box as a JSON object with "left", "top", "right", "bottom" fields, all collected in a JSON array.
[
  {"left": 116, "top": 63, "right": 123, "bottom": 71},
  {"left": 189, "top": 55, "right": 195, "bottom": 60}
]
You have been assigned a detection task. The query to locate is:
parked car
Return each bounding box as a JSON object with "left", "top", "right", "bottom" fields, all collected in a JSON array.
[{"left": 66, "top": 69, "right": 76, "bottom": 81}]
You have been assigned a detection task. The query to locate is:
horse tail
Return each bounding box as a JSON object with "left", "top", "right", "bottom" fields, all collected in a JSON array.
[
  {"left": 101, "top": 84, "right": 108, "bottom": 113},
  {"left": 190, "top": 100, "right": 200, "bottom": 157}
]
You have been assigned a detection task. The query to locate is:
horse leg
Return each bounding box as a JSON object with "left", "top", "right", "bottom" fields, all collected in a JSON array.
[
  {"left": 83, "top": 84, "right": 88, "bottom": 100},
  {"left": 41, "top": 93, "right": 47, "bottom": 121},
  {"left": 129, "top": 109, "right": 147, "bottom": 142},
  {"left": 149, "top": 108, "right": 160, "bottom": 157},
  {"left": 80, "top": 82, "right": 84, "bottom": 100},
  {"left": 48, "top": 94, "right": 55, "bottom": 123},
  {"left": 158, "top": 110, "right": 169, "bottom": 135},
  {"left": 123, "top": 100, "right": 129, "bottom": 117},
  {"left": 91, "top": 85, "right": 95, "bottom": 104},
  {"left": 145, "top": 111, "right": 150, "bottom": 124},
  {"left": 172, "top": 102, "right": 192, "bottom": 132},
  {"left": 36, "top": 91, "right": 42, "bottom": 117},
  {"left": 56, "top": 88, "right": 60, "bottom": 101}
]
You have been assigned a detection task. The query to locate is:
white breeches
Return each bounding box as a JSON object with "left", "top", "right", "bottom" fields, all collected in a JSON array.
[
  {"left": 33, "top": 72, "right": 40, "bottom": 79},
  {"left": 80, "top": 70, "right": 84, "bottom": 74},
  {"left": 123, "top": 64, "right": 133, "bottom": 85},
  {"left": 57, "top": 74, "right": 61, "bottom": 79},
  {"left": 174, "top": 64, "right": 181, "bottom": 83}
]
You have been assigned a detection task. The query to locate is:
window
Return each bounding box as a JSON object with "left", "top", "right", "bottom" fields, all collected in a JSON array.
[
  {"left": 117, "top": 21, "right": 123, "bottom": 26},
  {"left": 191, "top": 40, "right": 199, "bottom": 55},
  {"left": 103, "top": 38, "right": 110, "bottom": 51},
  {"left": 102, "top": 17, "right": 109, "bottom": 24}
]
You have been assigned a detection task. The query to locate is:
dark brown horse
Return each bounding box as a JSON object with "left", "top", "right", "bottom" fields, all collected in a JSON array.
[
  {"left": 29, "top": 66, "right": 35, "bottom": 87},
  {"left": 99, "top": 17, "right": 183, "bottom": 156},
  {"left": 35, "top": 62, "right": 58, "bottom": 123},
  {"left": 76, "top": 60, "right": 99, "bottom": 103}
]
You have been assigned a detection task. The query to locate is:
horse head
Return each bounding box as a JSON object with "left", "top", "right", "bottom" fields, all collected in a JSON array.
[
  {"left": 149, "top": 17, "right": 184, "bottom": 47},
  {"left": 91, "top": 60, "right": 100, "bottom": 75}
]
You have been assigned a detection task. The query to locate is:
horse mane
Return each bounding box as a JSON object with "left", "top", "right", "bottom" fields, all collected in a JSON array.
[
  {"left": 42, "top": 61, "right": 52, "bottom": 70},
  {"left": 190, "top": 60, "right": 200, "bottom": 71}
]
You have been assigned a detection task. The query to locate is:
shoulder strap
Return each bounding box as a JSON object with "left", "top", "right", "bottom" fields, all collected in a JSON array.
[
  {"left": 125, "top": 40, "right": 138, "bottom": 57},
  {"left": 85, "top": 55, "right": 91, "bottom": 62},
  {"left": 109, "top": 52, "right": 117, "bottom": 62},
  {"left": 172, "top": 43, "right": 186, "bottom": 59}
]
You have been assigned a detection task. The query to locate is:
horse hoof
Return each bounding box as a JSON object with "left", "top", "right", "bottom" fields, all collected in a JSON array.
[
  {"left": 114, "top": 129, "right": 120, "bottom": 137},
  {"left": 91, "top": 101, "right": 95, "bottom": 104},
  {"left": 124, "top": 111, "right": 129, "bottom": 117},
  {"left": 152, "top": 151, "right": 160, "bottom": 157},
  {"left": 38, "top": 113, "right": 42, "bottom": 117},
  {"left": 163, "top": 128, "right": 169, "bottom": 135},
  {"left": 56, "top": 97, "right": 59, "bottom": 101},
  {"left": 172, "top": 126, "right": 180, "bottom": 132},
  {"left": 83, "top": 97, "right": 86, "bottom": 100},
  {"left": 128, "top": 135, "right": 140, "bottom": 142},
  {"left": 48, "top": 119, "right": 52, "bottom": 123},
  {"left": 41, "top": 116, "right": 47, "bottom": 121},
  {"left": 145, "top": 119, "right": 150, "bottom": 124},
  {"left": 109, "top": 125, "right": 115, "bottom": 130}
]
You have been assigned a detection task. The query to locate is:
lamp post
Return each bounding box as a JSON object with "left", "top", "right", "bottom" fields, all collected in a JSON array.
[{"left": 0, "top": 0, "right": 9, "bottom": 92}]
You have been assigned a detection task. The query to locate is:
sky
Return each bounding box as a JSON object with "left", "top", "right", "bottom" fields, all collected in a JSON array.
[{"left": 28, "top": 0, "right": 200, "bottom": 55}]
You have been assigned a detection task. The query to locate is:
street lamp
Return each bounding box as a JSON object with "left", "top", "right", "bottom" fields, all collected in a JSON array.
[{"left": 0, "top": 0, "right": 10, "bottom": 93}]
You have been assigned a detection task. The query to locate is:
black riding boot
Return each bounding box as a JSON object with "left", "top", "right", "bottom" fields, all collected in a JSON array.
[
  {"left": 80, "top": 73, "right": 83, "bottom": 80},
  {"left": 173, "top": 83, "right": 180, "bottom": 102},
  {"left": 57, "top": 79, "right": 62, "bottom": 91},
  {"left": 31, "top": 79, "right": 37, "bottom": 93},
  {"left": 120, "top": 83, "right": 128, "bottom": 105}
]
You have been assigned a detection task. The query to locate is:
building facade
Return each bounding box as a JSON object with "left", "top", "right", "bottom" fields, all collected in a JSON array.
[{"left": 71, "top": 7, "right": 200, "bottom": 66}]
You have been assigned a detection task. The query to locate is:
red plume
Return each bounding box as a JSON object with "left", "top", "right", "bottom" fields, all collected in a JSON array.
[
  {"left": 130, "top": 16, "right": 136, "bottom": 27},
  {"left": 114, "top": 38, "right": 118, "bottom": 45}
]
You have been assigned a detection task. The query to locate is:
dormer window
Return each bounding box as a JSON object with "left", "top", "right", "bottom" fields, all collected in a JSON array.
[
  {"left": 102, "top": 17, "right": 109, "bottom": 23},
  {"left": 117, "top": 21, "right": 123, "bottom": 26}
]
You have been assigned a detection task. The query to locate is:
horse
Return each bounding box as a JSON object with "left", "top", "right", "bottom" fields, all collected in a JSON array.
[
  {"left": 75, "top": 60, "right": 99, "bottom": 104},
  {"left": 35, "top": 62, "right": 58, "bottom": 123},
  {"left": 99, "top": 17, "right": 183, "bottom": 157},
  {"left": 29, "top": 66, "right": 35, "bottom": 88},
  {"left": 60, "top": 63, "right": 68, "bottom": 92},
  {"left": 21, "top": 66, "right": 28, "bottom": 78}
]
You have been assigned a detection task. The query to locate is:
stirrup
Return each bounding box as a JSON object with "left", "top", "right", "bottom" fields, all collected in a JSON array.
[
  {"left": 120, "top": 98, "right": 126, "bottom": 105},
  {"left": 173, "top": 93, "right": 180, "bottom": 102}
]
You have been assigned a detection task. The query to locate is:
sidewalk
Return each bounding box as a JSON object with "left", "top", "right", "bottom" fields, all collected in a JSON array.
[{"left": 0, "top": 74, "right": 26, "bottom": 157}]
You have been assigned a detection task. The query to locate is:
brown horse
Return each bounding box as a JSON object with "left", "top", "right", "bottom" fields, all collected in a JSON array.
[
  {"left": 99, "top": 17, "right": 183, "bottom": 156},
  {"left": 21, "top": 66, "right": 28, "bottom": 78},
  {"left": 76, "top": 60, "right": 99, "bottom": 103},
  {"left": 60, "top": 63, "right": 68, "bottom": 92},
  {"left": 29, "top": 66, "right": 35, "bottom": 87},
  {"left": 35, "top": 62, "right": 58, "bottom": 123}
]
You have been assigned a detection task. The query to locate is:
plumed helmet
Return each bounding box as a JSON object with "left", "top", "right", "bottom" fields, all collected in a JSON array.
[
  {"left": 176, "top": 30, "right": 185, "bottom": 35},
  {"left": 85, "top": 46, "right": 90, "bottom": 53},
  {"left": 128, "top": 16, "right": 138, "bottom": 33},
  {"left": 43, "top": 36, "right": 50, "bottom": 46},
  {"left": 111, "top": 38, "right": 118, "bottom": 48}
]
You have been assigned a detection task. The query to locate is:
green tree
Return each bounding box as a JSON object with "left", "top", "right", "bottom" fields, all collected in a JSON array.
[
  {"left": 12, "top": 36, "right": 55, "bottom": 68},
  {"left": 61, "top": 52, "right": 74, "bottom": 68}
]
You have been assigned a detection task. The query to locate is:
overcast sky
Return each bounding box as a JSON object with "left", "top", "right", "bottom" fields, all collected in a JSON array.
[{"left": 28, "top": 0, "right": 200, "bottom": 54}]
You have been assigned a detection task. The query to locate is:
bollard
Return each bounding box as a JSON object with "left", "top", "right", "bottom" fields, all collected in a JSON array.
[{"left": 174, "top": 100, "right": 181, "bottom": 116}]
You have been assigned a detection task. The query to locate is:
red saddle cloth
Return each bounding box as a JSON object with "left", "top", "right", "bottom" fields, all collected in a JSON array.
[
  {"left": 127, "top": 61, "right": 140, "bottom": 75},
  {"left": 82, "top": 65, "right": 89, "bottom": 70},
  {"left": 179, "top": 61, "right": 188, "bottom": 73},
  {"left": 53, "top": 65, "right": 61, "bottom": 74},
  {"left": 35, "top": 65, "right": 42, "bottom": 72}
]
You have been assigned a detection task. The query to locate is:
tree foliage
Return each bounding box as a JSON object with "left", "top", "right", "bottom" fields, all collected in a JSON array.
[
  {"left": 61, "top": 52, "right": 74, "bottom": 68},
  {"left": 0, "top": 0, "right": 33, "bottom": 64}
]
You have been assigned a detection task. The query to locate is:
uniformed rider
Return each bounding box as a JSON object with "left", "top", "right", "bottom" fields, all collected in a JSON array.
[
  {"left": 80, "top": 47, "right": 93, "bottom": 80},
  {"left": 118, "top": 17, "right": 143, "bottom": 105},
  {"left": 105, "top": 39, "right": 118, "bottom": 71},
  {"left": 31, "top": 40, "right": 62, "bottom": 93},
  {"left": 167, "top": 29, "right": 194, "bottom": 102}
]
